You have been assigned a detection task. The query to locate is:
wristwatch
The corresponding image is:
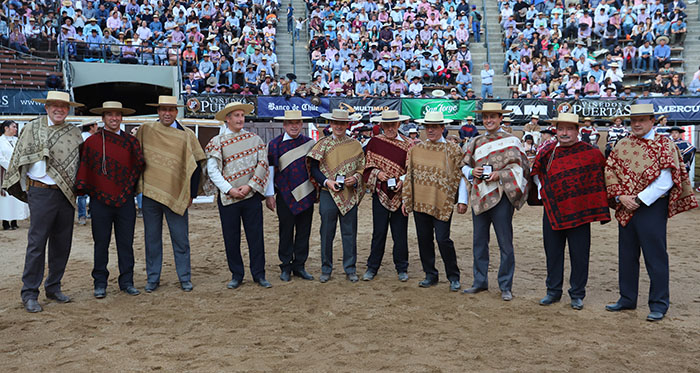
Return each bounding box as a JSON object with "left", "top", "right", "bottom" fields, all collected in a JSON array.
[{"left": 634, "top": 195, "right": 643, "bottom": 206}]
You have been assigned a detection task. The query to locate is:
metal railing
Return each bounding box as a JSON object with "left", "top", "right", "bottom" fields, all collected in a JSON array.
[{"left": 482, "top": 0, "right": 490, "bottom": 65}]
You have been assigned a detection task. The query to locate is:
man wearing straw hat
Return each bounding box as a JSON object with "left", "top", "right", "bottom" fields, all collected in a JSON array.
[
  {"left": 76, "top": 101, "right": 144, "bottom": 298},
  {"left": 137, "top": 95, "right": 206, "bottom": 293},
  {"left": 402, "top": 111, "right": 468, "bottom": 291},
  {"left": 3, "top": 91, "right": 83, "bottom": 313},
  {"left": 361, "top": 110, "right": 414, "bottom": 282},
  {"left": 604, "top": 103, "right": 698, "bottom": 322},
  {"left": 530, "top": 112, "right": 610, "bottom": 310},
  {"left": 307, "top": 109, "right": 365, "bottom": 283},
  {"left": 205, "top": 102, "right": 271, "bottom": 289},
  {"left": 462, "top": 102, "right": 529, "bottom": 301},
  {"left": 264, "top": 110, "right": 316, "bottom": 282}
]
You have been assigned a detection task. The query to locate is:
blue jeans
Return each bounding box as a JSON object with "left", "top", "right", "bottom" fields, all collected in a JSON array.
[
  {"left": 216, "top": 70, "right": 233, "bottom": 86},
  {"left": 77, "top": 195, "right": 88, "bottom": 218},
  {"left": 136, "top": 193, "right": 142, "bottom": 209},
  {"left": 481, "top": 83, "right": 493, "bottom": 98},
  {"left": 142, "top": 196, "right": 191, "bottom": 284},
  {"left": 472, "top": 21, "right": 481, "bottom": 42},
  {"left": 457, "top": 83, "right": 472, "bottom": 96},
  {"left": 294, "top": 27, "right": 300, "bottom": 41},
  {"left": 637, "top": 57, "right": 650, "bottom": 71}
]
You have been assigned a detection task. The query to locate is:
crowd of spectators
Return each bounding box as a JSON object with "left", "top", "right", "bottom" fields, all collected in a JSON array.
[{"left": 501, "top": 0, "right": 691, "bottom": 99}]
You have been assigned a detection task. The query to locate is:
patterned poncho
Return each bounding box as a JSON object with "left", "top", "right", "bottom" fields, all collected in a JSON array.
[
  {"left": 76, "top": 129, "right": 145, "bottom": 207},
  {"left": 268, "top": 134, "right": 316, "bottom": 215},
  {"left": 402, "top": 140, "right": 463, "bottom": 222},
  {"left": 531, "top": 141, "right": 610, "bottom": 230},
  {"left": 307, "top": 135, "right": 365, "bottom": 216},
  {"left": 462, "top": 131, "right": 530, "bottom": 215},
  {"left": 363, "top": 134, "right": 413, "bottom": 212},
  {"left": 605, "top": 133, "right": 698, "bottom": 227},
  {"left": 2, "top": 116, "right": 82, "bottom": 207},
  {"left": 204, "top": 128, "right": 269, "bottom": 206}
]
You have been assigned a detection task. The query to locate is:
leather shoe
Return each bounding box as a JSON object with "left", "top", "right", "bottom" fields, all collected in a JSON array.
[
  {"left": 46, "top": 291, "right": 71, "bottom": 303},
  {"left": 319, "top": 273, "right": 331, "bottom": 283},
  {"left": 539, "top": 294, "right": 561, "bottom": 306},
  {"left": 646, "top": 312, "right": 664, "bottom": 322},
  {"left": 94, "top": 287, "right": 107, "bottom": 299},
  {"left": 23, "top": 299, "right": 42, "bottom": 313},
  {"left": 605, "top": 302, "right": 635, "bottom": 312},
  {"left": 256, "top": 278, "right": 272, "bottom": 288},
  {"left": 449, "top": 280, "right": 461, "bottom": 292},
  {"left": 180, "top": 281, "right": 193, "bottom": 292},
  {"left": 462, "top": 286, "right": 487, "bottom": 294},
  {"left": 362, "top": 270, "right": 375, "bottom": 281},
  {"left": 346, "top": 273, "right": 359, "bottom": 283},
  {"left": 227, "top": 278, "right": 242, "bottom": 289},
  {"left": 123, "top": 286, "right": 140, "bottom": 296},
  {"left": 280, "top": 271, "right": 291, "bottom": 282},
  {"left": 418, "top": 278, "right": 438, "bottom": 288},
  {"left": 501, "top": 290, "right": 513, "bottom": 301},
  {"left": 571, "top": 298, "right": 584, "bottom": 310},
  {"left": 144, "top": 282, "right": 159, "bottom": 293},
  {"left": 397, "top": 272, "right": 409, "bottom": 282},
  {"left": 292, "top": 269, "right": 314, "bottom": 280}
]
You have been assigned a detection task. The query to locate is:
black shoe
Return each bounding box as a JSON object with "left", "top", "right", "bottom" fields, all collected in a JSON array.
[
  {"left": 292, "top": 269, "right": 314, "bottom": 280},
  {"left": 227, "top": 278, "right": 242, "bottom": 289},
  {"left": 280, "top": 271, "right": 291, "bottom": 282},
  {"left": 144, "top": 282, "right": 159, "bottom": 293},
  {"left": 462, "top": 286, "right": 487, "bottom": 294},
  {"left": 2, "top": 221, "right": 9, "bottom": 230},
  {"left": 94, "top": 287, "right": 107, "bottom": 299},
  {"left": 346, "top": 273, "right": 359, "bottom": 283},
  {"left": 180, "top": 281, "right": 193, "bottom": 292},
  {"left": 256, "top": 278, "right": 272, "bottom": 288},
  {"left": 605, "top": 302, "right": 635, "bottom": 312},
  {"left": 23, "top": 299, "right": 42, "bottom": 313},
  {"left": 646, "top": 312, "right": 664, "bottom": 322},
  {"left": 571, "top": 298, "right": 584, "bottom": 310},
  {"left": 539, "top": 294, "right": 561, "bottom": 306},
  {"left": 123, "top": 286, "right": 140, "bottom": 296},
  {"left": 46, "top": 291, "right": 71, "bottom": 303},
  {"left": 418, "top": 278, "right": 438, "bottom": 288},
  {"left": 449, "top": 280, "right": 461, "bottom": 292},
  {"left": 10, "top": 220, "right": 18, "bottom": 229}
]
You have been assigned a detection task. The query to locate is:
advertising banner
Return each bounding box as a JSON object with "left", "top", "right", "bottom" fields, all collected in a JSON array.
[
  {"left": 184, "top": 94, "right": 257, "bottom": 118},
  {"left": 497, "top": 99, "right": 557, "bottom": 121},
  {"left": 401, "top": 99, "right": 476, "bottom": 120},
  {"left": 554, "top": 99, "right": 633, "bottom": 119},
  {"left": 256, "top": 96, "right": 330, "bottom": 118},
  {"left": 635, "top": 97, "right": 700, "bottom": 122},
  {"left": 0, "top": 89, "right": 50, "bottom": 115},
  {"left": 328, "top": 97, "right": 401, "bottom": 120}
]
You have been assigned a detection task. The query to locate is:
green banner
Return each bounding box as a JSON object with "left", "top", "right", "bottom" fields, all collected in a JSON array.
[{"left": 401, "top": 99, "right": 476, "bottom": 120}]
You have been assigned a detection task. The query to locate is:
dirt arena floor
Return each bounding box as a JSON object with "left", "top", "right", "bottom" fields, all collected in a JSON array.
[{"left": 1, "top": 197, "right": 699, "bottom": 372}]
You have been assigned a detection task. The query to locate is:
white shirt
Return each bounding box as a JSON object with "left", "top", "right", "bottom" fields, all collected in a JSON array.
[
  {"left": 637, "top": 129, "right": 673, "bottom": 205},
  {"left": 27, "top": 117, "right": 57, "bottom": 185},
  {"left": 430, "top": 136, "right": 469, "bottom": 204}
]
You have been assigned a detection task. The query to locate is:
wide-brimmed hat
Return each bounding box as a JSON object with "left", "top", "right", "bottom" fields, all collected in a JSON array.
[
  {"left": 89, "top": 101, "right": 136, "bottom": 115},
  {"left": 274, "top": 110, "right": 310, "bottom": 121},
  {"left": 625, "top": 103, "right": 657, "bottom": 118},
  {"left": 146, "top": 95, "right": 185, "bottom": 108},
  {"left": 473, "top": 102, "right": 512, "bottom": 114},
  {"left": 79, "top": 118, "right": 98, "bottom": 127},
  {"left": 408, "top": 128, "right": 419, "bottom": 134},
  {"left": 370, "top": 110, "right": 410, "bottom": 123},
  {"left": 669, "top": 126, "right": 685, "bottom": 133},
  {"left": 415, "top": 111, "right": 453, "bottom": 125},
  {"left": 531, "top": 115, "right": 539, "bottom": 119},
  {"left": 62, "top": 0, "right": 72, "bottom": 6},
  {"left": 432, "top": 89, "right": 445, "bottom": 97},
  {"left": 320, "top": 109, "right": 362, "bottom": 122},
  {"left": 548, "top": 112, "right": 582, "bottom": 127},
  {"left": 540, "top": 127, "right": 556, "bottom": 135},
  {"left": 657, "top": 36, "right": 670, "bottom": 44},
  {"left": 32, "top": 91, "right": 83, "bottom": 107},
  {"left": 215, "top": 102, "right": 255, "bottom": 121}
]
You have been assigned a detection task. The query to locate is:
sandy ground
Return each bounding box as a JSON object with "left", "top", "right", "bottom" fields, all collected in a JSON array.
[{"left": 1, "top": 197, "right": 699, "bottom": 372}]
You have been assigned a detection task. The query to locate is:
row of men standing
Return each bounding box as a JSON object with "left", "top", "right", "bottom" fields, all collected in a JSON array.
[{"left": 3, "top": 92, "right": 697, "bottom": 324}]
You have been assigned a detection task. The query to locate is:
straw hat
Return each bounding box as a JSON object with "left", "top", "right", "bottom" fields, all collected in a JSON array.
[
  {"left": 62, "top": 0, "right": 72, "bottom": 6},
  {"left": 623, "top": 103, "right": 656, "bottom": 119},
  {"left": 415, "top": 111, "right": 453, "bottom": 125},
  {"left": 547, "top": 112, "right": 582, "bottom": 127},
  {"left": 79, "top": 118, "right": 99, "bottom": 128},
  {"left": 215, "top": 102, "right": 255, "bottom": 121},
  {"left": 89, "top": 101, "right": 136, "bottom": 115},
  {"left": 146, "top": 95, "right": 185, "bottom": 108},
  {"left": 370, "top": 110, "right": 410, "bottom": 123},
  {"left": 408, "top": 128, "right": 419, "bottom": 134},
  {"left": 473, "top": 102, "right": 512, "bottom": 114},
  {"left": 274, "top": 110, "right": 310, "bottom": 121},
  {"left": 431, "top": 89, "right": 446, "bottom": 98},
  {"left": 657, "top": 36, "right": 669, "bottom": 44},
  {"left": 320, "top": 109, "right": 362, "bottom": 122},
  {"left": 32, "top": 91, "right": 83, "bottom": 107}
]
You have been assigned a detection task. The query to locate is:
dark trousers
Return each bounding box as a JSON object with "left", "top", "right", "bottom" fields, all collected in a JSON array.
[
  {"left": 414, "top": 211, "right": 460, "bottom": 281},
  {"left": 617, "top": 198, "right": 670, "bottom": 314},
  {"left": 91, "top": 198, "right": 136, "bottom": 290},
  {"left": 366, "top": 194, "right": 409, "bottom": 273},
  {"left": 543, "top": 213, "right": 590, "bottom": 300},
  {"left": 218, "top": 196, "right": 266, "bottom": 282},
  {"left": 471, "top": 197, "right": 515, "bottom": 291},
  {"left": 142, "top": 196, "right": 191, "bottom": 284},
  {"left": 276, "top": 193, "right": 313, "bottom": 272},
  {"left": 319, "top": 190, "right": 358, "bottom": 275},
  {"left": 21, "top": 187, "right": 75, "bottom": 302}
]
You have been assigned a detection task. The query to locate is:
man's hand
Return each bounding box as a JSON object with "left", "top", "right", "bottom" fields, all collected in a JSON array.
[
  {"left": 345, "top": 175, "right": 358, "bottom": 187},
  {"left": 395, "top": 179, "right": 403, "bottom": 191},
  {"left": 486, "top": 171, "right": 500, "bottom": 182},
  {"left": 265, "top": 196, "right": 276, "bottom": 211},
  {"left": 237, "top": 185, "right": 252, "bottom": 197},
  {"left": 377, "top": 171, "right": 389, "bottom": 182},
  {"left": 619, "top": 195, "right": 640, "bottom": 211},
  {"left": 227, "top": 188, "right": 244, "bottom": 199},
  {"left": 401, "top": 204, "right": 408, "bottom": 216},
  {"left": 325, "top": 179, "right": 340, "bottom": 192},
  {"left": 457, "top": 203, "right": 468, "bottom": 214},
  {"left": 472, "top": 166, "right": 483, "bottom": 178}
]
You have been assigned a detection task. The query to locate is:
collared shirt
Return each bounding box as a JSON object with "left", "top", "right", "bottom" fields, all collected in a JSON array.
[
  {"left": 637, "top": 129, "right": 673, "bottom": 205},
  {"left": 27, "top": 117, "right": 58, "bottom": 185}
]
